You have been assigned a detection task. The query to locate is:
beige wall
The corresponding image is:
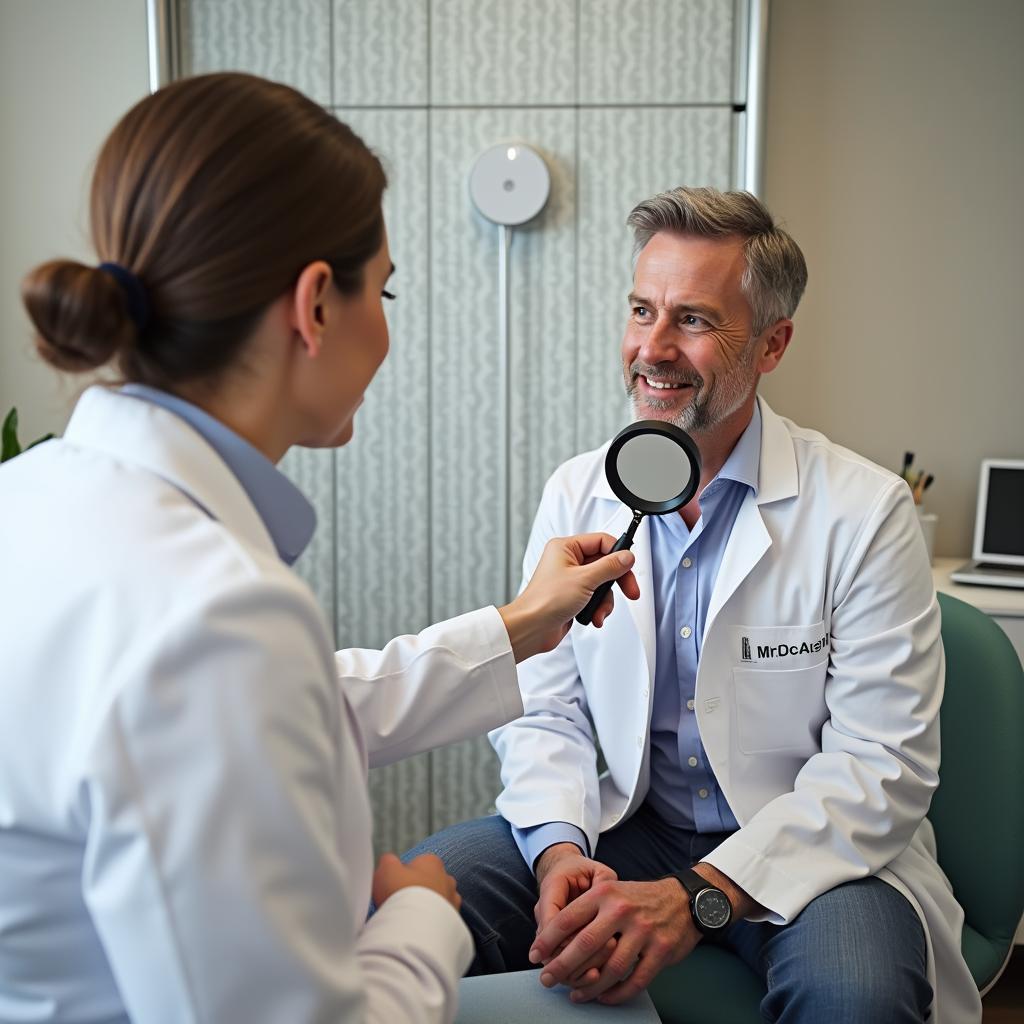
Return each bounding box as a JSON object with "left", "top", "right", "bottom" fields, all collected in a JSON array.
[
  {"left": 0, "top": 0, "right": 148, "bottom": 444},
  {"left": 761, "top": 0, "right": 1024, "bottom": 556}
]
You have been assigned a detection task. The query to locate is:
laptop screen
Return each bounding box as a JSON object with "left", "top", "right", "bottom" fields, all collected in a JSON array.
[{"left": 979, "top": 464, "right": 1024, "bottom": 560}]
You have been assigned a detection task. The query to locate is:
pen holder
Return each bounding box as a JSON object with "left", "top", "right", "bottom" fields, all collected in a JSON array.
[{"left": 916, "top": 506, "right": 937, "bottom": 565}]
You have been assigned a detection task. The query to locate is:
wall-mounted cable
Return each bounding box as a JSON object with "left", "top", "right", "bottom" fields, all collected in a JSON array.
[{"left": 468, "top": 143, "right": 551, "bottom": 600}]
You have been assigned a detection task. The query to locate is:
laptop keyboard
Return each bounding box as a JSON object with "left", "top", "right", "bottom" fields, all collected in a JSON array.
[{"left": 973, "top": 562, "right": 1024, "bottom": 576}]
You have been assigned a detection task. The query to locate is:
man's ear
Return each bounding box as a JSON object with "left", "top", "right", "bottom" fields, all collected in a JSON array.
[
  {"left": 290, "top": 260, "right": 334, "bottom": 358},
  {"left": 757, "top": 319, "right": 794, "bottom": 375}
]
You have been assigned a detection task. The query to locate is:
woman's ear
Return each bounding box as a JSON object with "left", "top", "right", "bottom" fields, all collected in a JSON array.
[{"left": 291, "top": 260, "right": 334, "bottom": 358}]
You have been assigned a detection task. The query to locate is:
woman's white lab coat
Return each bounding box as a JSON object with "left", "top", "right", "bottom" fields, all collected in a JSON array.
[{"left": 0, "top": 386, "right": 523, "bottom": 1024}]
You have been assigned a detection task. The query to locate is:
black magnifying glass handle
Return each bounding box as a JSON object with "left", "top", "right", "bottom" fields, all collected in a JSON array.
[{"left": 575, "top": 511, "right": 644, "bottom": 626}]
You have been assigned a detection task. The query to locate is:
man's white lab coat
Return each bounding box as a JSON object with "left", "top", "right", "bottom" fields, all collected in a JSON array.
[
  {"left": 491, "top": 396, "right": 981, "bottom": 1023},
  {"left": 0, "top": 386, "right": 523, "bottom": 1023}
]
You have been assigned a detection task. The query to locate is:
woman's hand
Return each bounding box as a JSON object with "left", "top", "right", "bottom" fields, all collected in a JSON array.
[
  {"left": 371, "top": 852, "right": 461, "bottom": 911},
  {"left": 498, "top": 534, "right": 640, "bottom": 662}
]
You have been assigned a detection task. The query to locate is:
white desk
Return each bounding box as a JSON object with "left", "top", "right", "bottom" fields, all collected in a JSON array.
[
  {"left": 932, "top": 557, "right": 1024, "bottom": 668},
  {"left": 932, "top": 557, "right": 1024, "bottom": 945}
]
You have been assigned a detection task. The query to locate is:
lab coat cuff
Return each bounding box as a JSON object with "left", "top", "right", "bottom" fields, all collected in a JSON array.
[
  {"left": 468, "top": 605, "right": 522, "bottom": 724},
  {"left": 361, "top": 884, "right": 475, "bottom": 975},
  {"left": 699, "top": 834, "right": 815, "bottom": 926}
]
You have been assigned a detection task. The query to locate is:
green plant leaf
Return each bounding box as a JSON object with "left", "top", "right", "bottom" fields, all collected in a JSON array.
[
  {"left": 26, "top": 433, "right": 55, "bottom": 452},
  {"left": 1, "top": 408, "right": 22, "bottom": 463}
]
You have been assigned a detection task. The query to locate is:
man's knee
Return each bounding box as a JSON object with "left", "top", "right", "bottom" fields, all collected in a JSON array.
[
  {"left": 760, "top": 878, "right": 931, "bottom": 1022},
  {"left": 768, "top": 961, "right": 931, "bottom": 1023},
  {"left": 403, "top": 815, "right": 521, "bottom": 883}
]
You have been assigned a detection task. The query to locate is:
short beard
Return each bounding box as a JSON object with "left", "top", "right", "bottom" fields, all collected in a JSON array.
[{"left": 625, "top": 341, "right": 760, "bottom": 434}]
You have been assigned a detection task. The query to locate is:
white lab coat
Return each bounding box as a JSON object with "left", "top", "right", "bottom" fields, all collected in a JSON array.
[
  {"left": 0, "top": 386, "right": 523, "bottom": 1024},
  {"left": 491, "top": 396, "right": 981, "bottom": 1023}
]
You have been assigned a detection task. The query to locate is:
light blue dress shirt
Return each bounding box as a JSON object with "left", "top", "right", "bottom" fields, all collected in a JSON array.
[
  {"left": 515, "top": 405, "right": 762, "bottom": 869},
  {"left": 121, "top": 384, "right": 316, "bottom": 564}
]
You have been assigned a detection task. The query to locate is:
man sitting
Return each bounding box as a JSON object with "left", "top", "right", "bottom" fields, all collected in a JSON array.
[{"left": 407, "top": 186, "right": 980, "bottom": 1024}]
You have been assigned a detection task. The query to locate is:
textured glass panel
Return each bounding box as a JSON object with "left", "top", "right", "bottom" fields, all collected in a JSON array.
[
  {"left": 431, "top": 0, "right": 576, "bottom": 106},
  {"left": 181, "top": 0, "right": 331, "bottom": 105},
  {"left": 334, "top": 0, "right": 428, "bottom": 106},
  {"left": 430, "top": 107, "right": 577, "bottom": 616},
  {"left": 430, "top": 736, "right": 503, "bottom": 835},
  {"left": 429, "top": 107, "right": 577, "bottom": 826},
  {"left": 335, "top": 110, "right": 432, "bottom": 856},
  {"left": 579, "top": 0, "right": 734, "bottom": 105},
  {"left": 367, "top": 752, "right": 432, "bottom": 856}
]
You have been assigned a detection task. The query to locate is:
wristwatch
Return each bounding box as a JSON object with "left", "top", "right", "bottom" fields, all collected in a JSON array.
[{"left": 665, "top": 867, "right": 733, "bottom": 937}]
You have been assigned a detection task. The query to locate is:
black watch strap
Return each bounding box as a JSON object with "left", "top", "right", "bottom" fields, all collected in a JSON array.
[{"left": 664, "top": 867, "right": 733, "bottom": 936}]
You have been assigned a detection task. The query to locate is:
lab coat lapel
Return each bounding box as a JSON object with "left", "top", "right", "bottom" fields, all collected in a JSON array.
[
  {"left": 704, "top": 397, "right": 798, "bottom": 636},
  {"left": 704, "top": 492, "right": 771, "bottom": 636}
]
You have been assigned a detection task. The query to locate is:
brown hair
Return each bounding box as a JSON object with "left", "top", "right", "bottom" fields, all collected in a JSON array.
[{"left": 21, "top": 72, "right": 387, "bottom": 388}]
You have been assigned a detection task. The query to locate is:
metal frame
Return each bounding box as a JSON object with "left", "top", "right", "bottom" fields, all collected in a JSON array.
[
  {"left": 744, "top": 0, "right": 770, "bottom": 196},
  {"left": 733, "top": 0, "right": 770, "bottom": 196},
  {"left": 146, "top": 0, "right": 181, "bottom": 92}
]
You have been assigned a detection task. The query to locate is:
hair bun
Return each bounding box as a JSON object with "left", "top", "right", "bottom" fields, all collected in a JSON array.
[{"left": 21, "top": 259, "right": 136, "bottom": 372}]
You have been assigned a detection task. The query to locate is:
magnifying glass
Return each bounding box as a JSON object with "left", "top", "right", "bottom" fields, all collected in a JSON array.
[{"left": 576, "top": 420, "right": 702, "bottom": 626}]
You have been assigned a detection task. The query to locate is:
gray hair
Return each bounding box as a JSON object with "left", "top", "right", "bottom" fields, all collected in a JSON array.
[{"left": 627, "top": 187, "right": 808, "bottom": 335}]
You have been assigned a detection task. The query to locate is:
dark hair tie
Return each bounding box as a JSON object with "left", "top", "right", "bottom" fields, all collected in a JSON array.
[{"left": 98, "top": 262, "right": 151, "bottom": 332}]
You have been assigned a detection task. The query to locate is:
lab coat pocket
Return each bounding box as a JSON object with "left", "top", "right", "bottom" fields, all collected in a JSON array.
[
  {"left": 732, "top": 662, "right": 828, "bottom": 756},
  {"left": 729, "top": 621, "right": 829, "bottom": 670}
]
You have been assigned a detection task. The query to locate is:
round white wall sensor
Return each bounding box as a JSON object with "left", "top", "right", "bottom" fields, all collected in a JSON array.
[{"left": 469, "top": 143, "right": 551, "bottom": 226}]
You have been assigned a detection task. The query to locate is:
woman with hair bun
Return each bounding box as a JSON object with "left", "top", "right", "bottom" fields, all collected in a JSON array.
[{"left": 0, "top": 73, "right": 637, "bottom": 1024}]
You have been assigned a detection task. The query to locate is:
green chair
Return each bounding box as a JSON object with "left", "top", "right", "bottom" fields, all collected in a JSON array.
[{"left": 648, "top": 592, "right": 1024, "bottom": 1023}]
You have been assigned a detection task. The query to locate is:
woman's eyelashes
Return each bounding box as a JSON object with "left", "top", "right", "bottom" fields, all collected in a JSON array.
[{"left": 382, "top": 289, "right": 396, "bottom": 301}]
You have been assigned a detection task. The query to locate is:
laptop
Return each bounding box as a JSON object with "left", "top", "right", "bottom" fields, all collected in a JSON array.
[{"left": 950, "top": 459, "right": 1024, "bottom": 589}]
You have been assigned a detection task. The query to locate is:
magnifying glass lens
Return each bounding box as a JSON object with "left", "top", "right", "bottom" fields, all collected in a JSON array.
[
  {"left": 616, "top": 433, "right": 695, "bottom": 504},
  {"left": 575, "top": 420, "right": 701, "bottom": 626}
]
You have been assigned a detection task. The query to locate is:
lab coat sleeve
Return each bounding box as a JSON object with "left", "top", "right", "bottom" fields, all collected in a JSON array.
[
  {"left": 336, "top": 606, "right": 522, "bottom": 769},
  {"left": 703, "top": 480, "right": 944, "bottom": 924},
  {"left": 489, "top": 470, "right": 602, "bottom": 840},
  {"left": 82, "top": 572, "right": 471, "bottom": 1024}
]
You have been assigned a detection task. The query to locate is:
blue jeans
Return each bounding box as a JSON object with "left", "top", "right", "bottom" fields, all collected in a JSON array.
[{"left": 405, "top": 803, "right": 932, "bottom": 1023}]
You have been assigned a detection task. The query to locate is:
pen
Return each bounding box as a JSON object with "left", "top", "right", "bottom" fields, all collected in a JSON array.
[{"left": 912, "top": 472, "right": 934, "bottom": 505}]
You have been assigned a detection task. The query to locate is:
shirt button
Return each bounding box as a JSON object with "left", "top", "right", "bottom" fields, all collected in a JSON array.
[
  {"left": 698, "top": 788, "right": 709, "bottom": 799},
  {"left": 642, "top": 687, "right": 650, "bottom": 698},
  {"left": 682, "top": 557, "right": 692, "bottom": 569},
  {"left": 636, "top": 735, "right": 643, "bottom": 748},
  {"left": 686, "top": 699, "right": 695, "bottom": 711},
  {"left": 688, "top": 756, "right": 698, "bottom": 767},
  {"left": 680, "top": 625, "right": 692, "bottom": 639}
]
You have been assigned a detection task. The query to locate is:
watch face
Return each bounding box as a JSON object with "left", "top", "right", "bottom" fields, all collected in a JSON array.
[{"left": 694, "top": 888, "right": 731, "bottom": 930}]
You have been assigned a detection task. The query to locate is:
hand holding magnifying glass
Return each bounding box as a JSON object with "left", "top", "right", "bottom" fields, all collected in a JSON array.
[{"left": 576, "top": 420, "right": 702, "bottom": 626}]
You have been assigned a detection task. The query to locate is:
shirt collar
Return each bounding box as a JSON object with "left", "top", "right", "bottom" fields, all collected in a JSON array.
[
  {"left": 714, "top": 401, "right": 762, "bottom": 496},
  {"left": 120, "top": 384, "right": 316, "bottom": 565}
]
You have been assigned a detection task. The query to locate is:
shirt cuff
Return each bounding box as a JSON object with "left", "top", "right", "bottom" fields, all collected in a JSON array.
[{"left": 513, "top": 822, "right": 589, "bottom": 874}]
